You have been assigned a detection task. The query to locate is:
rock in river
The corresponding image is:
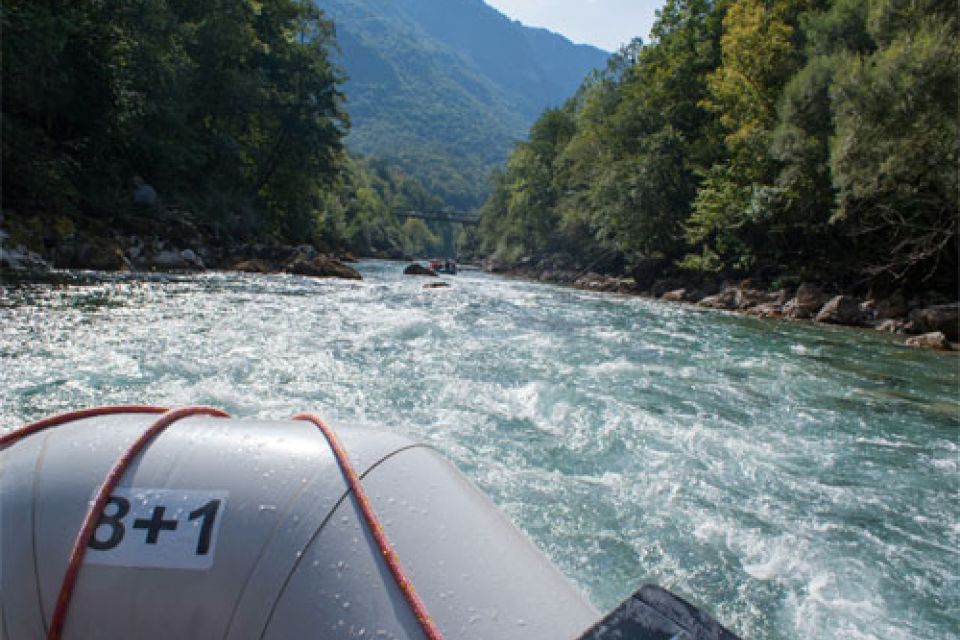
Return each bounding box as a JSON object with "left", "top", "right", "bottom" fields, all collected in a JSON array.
[
  {"left": 698, "top": 287, "right": 739, "bottom": 310},
  {"left": 285, "top": 255, "right": 362, "bottom": 280},
  {"left": 905, "top": 332, "right": 952, "bottom": 351},
  {"left": 815, "top": 295, "right": 865, "bottom": 325},
  {"left": 404, "top": 263, "right": 438, "bottom": 277},
  {"left": 906, "top": 304, "right": 959, "bottom": 341},
  {"left": 783, "top": 283, "right": 829, "bottom": 319}
]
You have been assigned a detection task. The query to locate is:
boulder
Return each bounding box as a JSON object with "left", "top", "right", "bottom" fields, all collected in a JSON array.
[
  {"left": 906, "top": 303, "right": 959, "bottom": 341},
  {"left": 737, "top": 287, "right": 786, "bottom": 310},
  {"left": 876, "top": 319, "right": 906, "bottom": 334},
  {"left": 746, "top": 302, "right": 784, "bottom": 318},
  {"left": 815, "top": 295, "right": 865, "bottom": 325},
  {"left": 575, "top": 273, "right": 632, "bottom": 293},
  {"left": 404, "top": 263, "right": 438, "bottom": 277},
  {"left": 736, "top": 288, "right": 765, "bottom": 309},
  {"left": 905, "top": 332, "right": 952, "bottom": 351},
  {"left": 783, "top": 283, "right": 829, "bottom": 319},
  {"left": 661, "top": 289, "right": 687, "bottom": 303},
  {"left": 423, "top": 282, "right": 451, "bottom": 289},
  {"left": 874, "top": 291, "right": 909, "bottom": 320},
  {"left": 286, "top": 255, "right": 362, "bottom": 280},
  {"left": 232, "top": 258, "right": 276, "bottom": 274},
  {"left": 698, "top": 287, "right": 739, "bottom": 310}
]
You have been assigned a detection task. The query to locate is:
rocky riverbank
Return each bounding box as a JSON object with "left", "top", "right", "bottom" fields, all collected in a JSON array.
[
  {"left": 485, "top": 260, "right": 959, "bottom": 352},
  {"left": 0, "top": 211, "right": 362, "bottom": 281}
]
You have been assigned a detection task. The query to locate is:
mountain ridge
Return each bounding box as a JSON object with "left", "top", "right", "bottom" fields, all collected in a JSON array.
[{"left": 316, "top": 0, "right": 609, "bottom": 208}]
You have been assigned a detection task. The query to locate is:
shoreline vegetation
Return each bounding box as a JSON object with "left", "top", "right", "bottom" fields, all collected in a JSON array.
[
  {"left": 468, "top": 0, "right": 958, "bottom": 352},
  {"left": 1, "top": 1, "right": 466, "bottom": 274}
]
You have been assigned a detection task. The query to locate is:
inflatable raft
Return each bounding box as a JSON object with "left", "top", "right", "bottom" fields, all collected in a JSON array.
[{"left": 0, "top": 406, "right": 739, "bottom": 639}]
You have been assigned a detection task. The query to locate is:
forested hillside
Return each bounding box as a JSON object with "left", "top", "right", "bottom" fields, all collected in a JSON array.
[
  {"left": 1, "top": 0, "right": 460, "bottom": 265},
  {"left": 477, "top": 0, "right": 958, "bottom": 295},
  {"left": 317, "top": 0, "right": 609, "bottom": 209}
]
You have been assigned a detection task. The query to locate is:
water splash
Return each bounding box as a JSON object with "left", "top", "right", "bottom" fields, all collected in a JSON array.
[{"left": 2, "top": 262, "right": 957, "bottom": 639}]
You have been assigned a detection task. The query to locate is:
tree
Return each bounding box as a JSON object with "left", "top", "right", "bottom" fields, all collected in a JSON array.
[
  {"left": 687, "top": 0, "right": 809, "bottom": 273},
  {"left": 830, "top": 0, "right": 958, "bottom": 285}
]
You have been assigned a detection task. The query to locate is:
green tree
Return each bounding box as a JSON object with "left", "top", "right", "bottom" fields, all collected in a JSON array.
[
  {"left": 830, "top": 0, "right": 958, "bottom": 284},
  {"left": 687, "top": 0, "right": 809, "bottom": 273}
]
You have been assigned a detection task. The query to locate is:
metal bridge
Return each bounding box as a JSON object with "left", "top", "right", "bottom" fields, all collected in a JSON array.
[{"left": 394, "top": 209, "right": 481, "bottom": 226}]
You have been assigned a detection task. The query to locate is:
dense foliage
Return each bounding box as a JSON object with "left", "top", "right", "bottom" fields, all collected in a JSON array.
[
  {"left": 323, "top": 154, "right": 453, "bottom": 257},
  {"left": 318, "top": 0, "right": 608, "bottom": 210},
  {"left": 2, "top": 0, "right": 352, "bottom": 245},
  {"left": 1, "top": 0, "right": 470, "bottom": 259},
  {"left": 478, "top": 0, "right": 958, "bottom": 293}
]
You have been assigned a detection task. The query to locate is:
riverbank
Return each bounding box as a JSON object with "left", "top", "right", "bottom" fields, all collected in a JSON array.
[
  {"left": 0, "top": 210, "right": 364, "bottom": 280},
  {"left": 485, "top": 261, "right": 959, "bottom": 353}
]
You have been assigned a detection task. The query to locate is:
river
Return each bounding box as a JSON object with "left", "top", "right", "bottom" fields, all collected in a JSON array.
[{"left": 1, "top": 260, "right": 957, "bottom": 639}]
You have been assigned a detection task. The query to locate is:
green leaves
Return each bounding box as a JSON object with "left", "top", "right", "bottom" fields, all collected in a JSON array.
[
  {"left": 830, "top": 7, "right": 958, "bottom": 281},
  {"left": 478, "top": 0, "right": 956, "bottom": 292},
  {"left": 2, "top": 0, "right": 348, "bottom": 246}
]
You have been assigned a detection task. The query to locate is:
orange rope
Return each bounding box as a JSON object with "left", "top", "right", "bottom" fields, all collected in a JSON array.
[
  {"left": 0, "top": 406, "right": 168, "bottom": 450},
  {"left": 294, "top": 413, "right": 444, "bottom": 640}
]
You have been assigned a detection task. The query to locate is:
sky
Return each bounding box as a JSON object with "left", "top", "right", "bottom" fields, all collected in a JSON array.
[{"left": 483, "top": 0, "right": 663, "bottom": 52}]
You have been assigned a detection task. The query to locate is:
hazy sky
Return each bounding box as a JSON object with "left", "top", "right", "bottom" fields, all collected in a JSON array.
[{"left": 483, "top": 0, "right": 662, "bottom": 51}]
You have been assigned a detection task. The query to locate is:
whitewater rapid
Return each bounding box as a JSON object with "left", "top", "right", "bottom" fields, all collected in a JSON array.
[{"left": 2, "top": 261, "right": 957, "bottom": 639}]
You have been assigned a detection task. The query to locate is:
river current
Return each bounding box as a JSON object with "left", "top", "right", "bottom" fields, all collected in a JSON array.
[{"left": 1, "top": 260, "right": 957, "bottom": 639}]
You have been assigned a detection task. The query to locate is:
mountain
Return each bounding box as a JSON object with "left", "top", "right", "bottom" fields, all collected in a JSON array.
[{"left": 315, "top": 0, "right": 609, "bottom": 209}]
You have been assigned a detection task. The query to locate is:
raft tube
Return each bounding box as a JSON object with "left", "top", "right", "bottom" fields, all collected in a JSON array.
[{"left": 0, "top": 413, "right": 739, "bottom": 639}]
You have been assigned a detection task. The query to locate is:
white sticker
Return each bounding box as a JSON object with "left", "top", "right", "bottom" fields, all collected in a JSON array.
[{"left": 85, "top": 488, "right": 228, "bottom": 570}]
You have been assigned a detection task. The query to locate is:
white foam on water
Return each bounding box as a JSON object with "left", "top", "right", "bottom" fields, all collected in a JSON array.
[{"left": 2, "top": 263, "right": 957, "bottom": 639}]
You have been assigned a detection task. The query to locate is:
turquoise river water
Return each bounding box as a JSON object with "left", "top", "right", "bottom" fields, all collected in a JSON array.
[{"left": 1, "top": 260, "right": 957, "bottom": 639}]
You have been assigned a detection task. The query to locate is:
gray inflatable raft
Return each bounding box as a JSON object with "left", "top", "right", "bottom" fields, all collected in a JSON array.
[{"left": 0, "top": 413, "right": 739, "bottom": 639}]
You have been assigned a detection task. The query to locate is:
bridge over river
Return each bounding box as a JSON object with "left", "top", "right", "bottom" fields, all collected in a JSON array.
[{"left": 393, "top": 209, "right": 480, "bottom": 226}]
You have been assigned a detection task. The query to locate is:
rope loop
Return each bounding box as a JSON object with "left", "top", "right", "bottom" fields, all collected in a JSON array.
[{"left": 293, "top": 413, "right": 444, "bottom": 640}]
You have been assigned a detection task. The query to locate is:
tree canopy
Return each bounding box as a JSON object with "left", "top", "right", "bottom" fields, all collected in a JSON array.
[
  {"left": 476, "top": 0, "right": 958, "bottom": 293},
  {"left": 1, "top": 0, "right": 460, "bottom": 259}
]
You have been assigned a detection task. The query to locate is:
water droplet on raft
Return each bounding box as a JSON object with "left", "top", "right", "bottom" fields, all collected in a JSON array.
[{"left": 258, "top": 504, "right": 277, "bottom": 513}]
